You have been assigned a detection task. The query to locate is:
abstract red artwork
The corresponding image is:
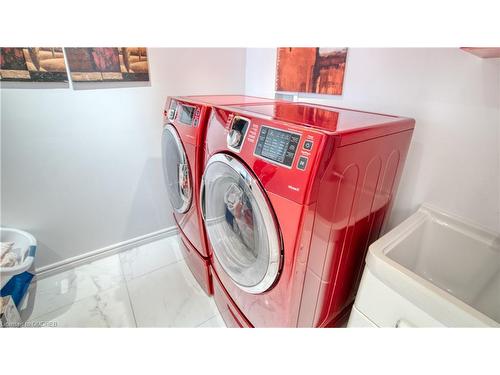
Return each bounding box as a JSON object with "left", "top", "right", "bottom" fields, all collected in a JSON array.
[{"left": 276, "top": 48, "right": 348, "bottom": 95}]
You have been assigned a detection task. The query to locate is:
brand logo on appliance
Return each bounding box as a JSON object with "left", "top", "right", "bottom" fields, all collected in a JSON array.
[{"left": 288, "top": 185, "right": 300, "bottom": 191}]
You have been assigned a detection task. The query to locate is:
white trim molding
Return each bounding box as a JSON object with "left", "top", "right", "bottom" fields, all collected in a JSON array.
[{"left": 35, "top": 226, "right": 178, "bottom": 280}]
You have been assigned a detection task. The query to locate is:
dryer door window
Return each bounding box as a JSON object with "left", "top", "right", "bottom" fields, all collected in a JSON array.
[
  {"left": 201, "top": 153, "right": 281, "bottom": 294},
  {"left": 162, "top": 125, "right": 192, "bottom": 214}
]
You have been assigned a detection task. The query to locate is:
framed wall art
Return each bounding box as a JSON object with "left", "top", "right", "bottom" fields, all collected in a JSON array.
[
  {"left": 65, "top": 47, "right": 149, "bottom": 82},
  {"left": 276, "top": 48, "right": 348, "bottom": 95},
  {"left": 0, "top": 48, "right": 68, "bottom": 82}
]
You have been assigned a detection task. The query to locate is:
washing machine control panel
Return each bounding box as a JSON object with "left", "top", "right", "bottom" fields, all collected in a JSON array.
[
  {"left": 176, "top": 103, "right": 201, "bottom": 127},
  {"left": 167, "top": 99, "right": 202, "bottom": 127},
  {"left": 254, "top": 126, "right": 301, "bottom": 168}
]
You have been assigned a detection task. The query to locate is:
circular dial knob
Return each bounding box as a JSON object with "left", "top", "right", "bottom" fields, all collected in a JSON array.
[{"left": 227, "top": 129, "right": 243, "bottom": 148}]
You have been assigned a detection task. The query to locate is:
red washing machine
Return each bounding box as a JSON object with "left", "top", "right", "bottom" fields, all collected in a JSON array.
[
  {"left": 161, "top": 95, "right": 274, "bottom": 295},
  {"left": 200, "top": 101, "right": 415, "bottom": 326}
]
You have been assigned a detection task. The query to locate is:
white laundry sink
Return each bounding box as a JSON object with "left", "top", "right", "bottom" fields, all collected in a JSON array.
[{"left": 348, "top": 205, "right": 500, "bottom": 327}]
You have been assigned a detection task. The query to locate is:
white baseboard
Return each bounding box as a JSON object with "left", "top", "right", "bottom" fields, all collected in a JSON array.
[{"left": 35, "top": 226, "right": 178, "bottom": 280}]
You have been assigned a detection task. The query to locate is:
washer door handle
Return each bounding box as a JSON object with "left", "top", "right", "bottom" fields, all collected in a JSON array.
[
  {"left": 200, "top": 175, "right": 206, "bottom": 221},
  {"left": 178, "top": 162, "right": 191, "bottom": 204}
]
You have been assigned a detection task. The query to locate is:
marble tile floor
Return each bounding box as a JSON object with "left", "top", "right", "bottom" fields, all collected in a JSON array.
[{"left": 19, "top": 235, "right": 226, "bottom": 328}]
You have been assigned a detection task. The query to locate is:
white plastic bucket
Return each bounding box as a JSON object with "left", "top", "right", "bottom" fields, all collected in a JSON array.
[{"left": 1, "top": 228, "right": 37, "bottom": 289}]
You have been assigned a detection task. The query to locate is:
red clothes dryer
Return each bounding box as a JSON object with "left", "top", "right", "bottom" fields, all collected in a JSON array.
[
  {"left": 161, "top": 95, "right": 274, "bottom": 295},
  {"left": 200, "top": 101, "right": 415, "bottom": 326}
]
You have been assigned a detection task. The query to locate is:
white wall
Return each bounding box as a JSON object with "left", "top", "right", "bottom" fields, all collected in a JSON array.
[
  {"left": 246, "top": 48, "right": 500, "bottom": 232},
  {"left": 1, "top": 48, "right": 247, "bottom": 268}
]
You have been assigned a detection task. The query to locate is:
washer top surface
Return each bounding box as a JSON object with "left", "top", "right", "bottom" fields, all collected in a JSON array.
[{"left": 227, "top": 102, "right": 412, "bottom": 134}]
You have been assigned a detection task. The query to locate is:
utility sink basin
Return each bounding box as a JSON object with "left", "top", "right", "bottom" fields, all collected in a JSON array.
[{"left": 349, "top": 205, "right": 500, "bottom": 327}]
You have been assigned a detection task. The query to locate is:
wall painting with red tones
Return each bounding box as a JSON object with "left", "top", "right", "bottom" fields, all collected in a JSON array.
[
  {"left": 65, "top": 48, "right": 149, "bottom": 82},
  {"left": 276, "top": 48, "right": 347, "bottom": 95}
]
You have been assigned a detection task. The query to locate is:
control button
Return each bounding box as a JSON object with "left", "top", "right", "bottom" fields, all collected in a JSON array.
[
  {"left": 297, "top": 156, "right": 308, "bottom": 170},
  {"left": 303, "top": 140, "right": 313, "bottom": 151}
]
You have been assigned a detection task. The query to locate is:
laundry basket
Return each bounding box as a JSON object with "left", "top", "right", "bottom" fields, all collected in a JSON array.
[{"left": 0, "top": 228, "right": 37, "bottom": 307}]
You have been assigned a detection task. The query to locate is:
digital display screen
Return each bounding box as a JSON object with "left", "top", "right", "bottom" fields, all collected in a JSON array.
[
  {"left": 179, "top": 105, "right": 196, "bottom": 125},
  {"left": 254, "top": 126, "right": 300, "bottom": 167}
]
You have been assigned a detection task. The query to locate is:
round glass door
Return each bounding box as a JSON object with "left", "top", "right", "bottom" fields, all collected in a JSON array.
[
  {"left": 162, "top": 125, "right": 192, "bottom": 214},
  {"left": 201, "top": 153, "right": 281, "bottom": 294}
]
